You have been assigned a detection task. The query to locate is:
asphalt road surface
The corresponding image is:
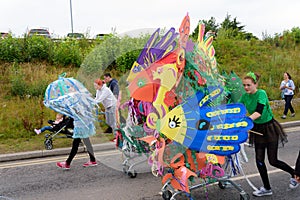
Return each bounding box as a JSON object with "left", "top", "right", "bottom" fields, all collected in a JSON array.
[{"left": 1, "top": 127, "right": 300, "bottom": 200}]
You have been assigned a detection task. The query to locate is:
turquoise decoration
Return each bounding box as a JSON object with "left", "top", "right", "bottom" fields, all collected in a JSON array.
[{"left": 44, "top": 76, "right": 98, "bottom": 138}]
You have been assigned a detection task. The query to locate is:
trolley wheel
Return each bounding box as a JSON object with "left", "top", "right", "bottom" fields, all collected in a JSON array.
[
  {"left": 240, "top": 193, "right": 250, "bottom": 200},
  {"left": 122, "top": 165, "right": 129, "bottom": 174},
  {"left": 162, "top": 190, "right": 172, "bottom": 200},
  {"left": 218, "top": 181, "right": 226, "bottom": 189},
  {"left": 127, "top": 170, "right": 137, "bottom": 178},
  {"left": 44, "top": 139, "right": 53, "bottom": 150}
]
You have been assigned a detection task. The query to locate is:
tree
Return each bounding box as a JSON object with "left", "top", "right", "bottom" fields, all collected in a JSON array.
[
  {"left": 191, "top": 14, "right": 257, "bottom": 41},
  {"left": 191, "top": 17, "right": 219, "bottom": 40},
  {"left": 218, "top": 14, "right": 257, "bottom": 40},
  {"left": 220, "top": 14, "right": 245, "bottom": 32}
]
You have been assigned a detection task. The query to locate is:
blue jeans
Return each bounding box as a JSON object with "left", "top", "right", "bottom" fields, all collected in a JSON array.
[{"left": 41, "top": 126, "right": 52, "bottom": 133}]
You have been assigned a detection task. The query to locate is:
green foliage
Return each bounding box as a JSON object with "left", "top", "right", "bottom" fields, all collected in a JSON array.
[
  {"left": 9, "top": 63, "right": 49, "bottom": 97},
  {"left": 77, "top": 34, "right": 149, "bottom": 89},
  {"left": 116, "top": 49, "right": 140, "bottom": 72},
  {"left": 2, "top": 17, "right": 300, "bottom": 153},
  {"left": 215, "top": 37, "right": 300, "bottom": 100},
  {"left": 27, "top": 80, "right": 49, "bottom": 97},
  {"left": 191, "top": 17, "right": 219, "bottom": 39},
  {"left": 116, "top": 36, "right": 149, "bottom": 72},
  {"left": 25, "top": 36, "right": 53, "bottom": 62},
  {"left": 0, "top": 35, "right": 24, "bottom": 62},
  {"left": 220, "top": 14, "right": 245, "bottom": 32},
  {"left": 52, "top": 39, "right": 83, "bottom": 67},
  {"left": 10, "top": 73, "right": 27, "bottom": 97},
  {"left": 191, "top": 14, "right": 257, "bottom": 41}
]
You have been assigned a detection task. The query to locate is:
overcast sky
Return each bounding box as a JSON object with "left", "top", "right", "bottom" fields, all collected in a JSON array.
[{"left": 1, "top": 0, "right": 300, "bottom": 39}]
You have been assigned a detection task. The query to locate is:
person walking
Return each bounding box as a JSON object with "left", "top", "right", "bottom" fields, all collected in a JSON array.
[
  {"left": 56, "top": 137, "right": 97, "bottom": 170},
  {"left": 103, "top": 73, "right": 119, "bottom": 99},
  {"left": 239, "top": 72, "right": 298, "bottom": 197},
  {"left": 280, "top": 72, "right": 295, "bottom": 119},
  {"left": 94, "top": 79, "right": 117, "bottom": 136}
]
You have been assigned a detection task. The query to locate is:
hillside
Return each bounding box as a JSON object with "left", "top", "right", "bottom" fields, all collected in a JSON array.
[{"left": 1, "top": 35, "right": 300, "bottom": 153}]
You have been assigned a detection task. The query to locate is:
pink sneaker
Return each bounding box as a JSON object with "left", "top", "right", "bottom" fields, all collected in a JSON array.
[
  {"left": 83, "top": 161, "right": 97, "bottom": 167},
  {"left": 56, "top": 162, "right": 70, "bottom": 170},
  {"left": 34, "top": 129, "right": 41, "bottom": 135},
  {"left": 110, "top": 138, "right": 116, "bottom": 142}
]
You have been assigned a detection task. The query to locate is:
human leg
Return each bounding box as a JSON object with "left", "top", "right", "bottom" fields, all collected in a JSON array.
[
  {"left": 82, "top": 137, "right": 96, "bottom": 162},
  {"left": 267, "top": 142, "right": 299, "bottom": 189},
  {"left": 66, "top": 138, "right": 81, "bottom": 165},
  {"left": 267, "top": 142, "right": 294, "bottom": 176},
  {"left": 40, "top": 126, "right": 52, "bottom": 133},
  {"left": 105, "top": 106, "right": 117, "bottom": 136},
  {"left": 255, "top": 143, "right": 271, "bottom": 190},
  {"left": 283, "top": 96, "right": 288, "bottom": 117},
  {"left": 56, "top": 138, "right": 81, "bottom": 169},
  {"left": 286, "top": 95, "right": 295, "bottom": 115}
]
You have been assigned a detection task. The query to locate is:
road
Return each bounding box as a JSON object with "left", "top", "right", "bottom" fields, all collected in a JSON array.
[{"left": 1, "top": 127, "right": 300, "bottom": 200}]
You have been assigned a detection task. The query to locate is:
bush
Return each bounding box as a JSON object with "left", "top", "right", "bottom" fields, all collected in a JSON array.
[
  {"left": 10, "top": 73, "right": 27, "bottom": 97},
  {"left": 0, "top": 35, "right": 24, "bottom": 62},
  {"left": 52, "top": 39, "right": 83, "bottom": 67},
  {"left": 25, "top": 36, "right": 53, "bottom": 62}
]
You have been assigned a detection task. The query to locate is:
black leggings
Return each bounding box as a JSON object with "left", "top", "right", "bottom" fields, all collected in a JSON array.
[
  {"left": 66, "top": 138, "right": 96, "bottom": 165},
  {"left": 255, "top": 142, "right": 294, "bottom": 190},
  {"left": 283, "top": 95, "right": 295, "bottom": 115}
]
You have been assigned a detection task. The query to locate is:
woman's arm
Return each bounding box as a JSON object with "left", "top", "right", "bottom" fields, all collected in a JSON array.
[
  {"left": 249, "top": 102, "right": 264, "bottom": 120},
  {"left": 289, "top": 80, "right": 296, "bottom": 90},
  {"left": 280, "top": 81, "right": 285, "bottom": 90},
  {"left": 94, "top": 89, "right": 109, "bottom": 104}
]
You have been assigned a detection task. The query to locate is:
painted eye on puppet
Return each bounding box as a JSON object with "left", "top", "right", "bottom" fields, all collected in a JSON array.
[
  {"left": 133, "top": 65, "right": 141, "bottom": 73},
  {"left": 137, "top": 78, "right": 146, "bottom": 88},
  {"left": 168, "top": 115, "right": 181, "bottom": 128},
  {"left": 157, "top": 68, "right": 162, "bottom": 74}
]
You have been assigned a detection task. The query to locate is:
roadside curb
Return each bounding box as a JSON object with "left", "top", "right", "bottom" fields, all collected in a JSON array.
[
  {"left": 0, "top": 142, "right": 116, "bottom": 162},
  {"left": 1, "top": 120, "right": 300, "bottom": 162}
]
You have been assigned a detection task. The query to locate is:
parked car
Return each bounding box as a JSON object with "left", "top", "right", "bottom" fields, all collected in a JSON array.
[
  {"left": 28, "top": 28, "right": 51, "bottom": 38},
  {"left": 95, "top": 33, "right": 108, "bottom": 40},
  {"left": 67, "top": 32, "right": 85, "bottom": 39},
  {"left": 0, "top": 32, "right": 8, "bottom": 39}
]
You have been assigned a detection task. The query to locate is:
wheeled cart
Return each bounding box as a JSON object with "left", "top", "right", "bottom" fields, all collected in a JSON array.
[{"left": 161, "top": 174, "right": 250, "bottom": 200}]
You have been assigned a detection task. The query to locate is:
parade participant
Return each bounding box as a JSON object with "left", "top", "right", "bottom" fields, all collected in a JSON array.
[
  {"left": 239, "top": 72, "right": 298, "bottom": 197},
  {"left": 94, "top": 79, "right": 117, "bottom": 136},
  {"left": 56, "top": 137, "right": 97, "bottom": 169}
]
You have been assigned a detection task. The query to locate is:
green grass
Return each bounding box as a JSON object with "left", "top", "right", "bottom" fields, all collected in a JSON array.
[
  {"left": 2, "top": 35, "right": 300, "bottom": 154},
  {"left": 272, "top": 101, "right": 300, "bottom": 123}
]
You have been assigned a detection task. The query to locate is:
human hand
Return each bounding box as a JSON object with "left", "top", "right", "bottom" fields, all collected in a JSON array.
[{"left": 295, "top": 175, "right": 300, "bottom": 183}]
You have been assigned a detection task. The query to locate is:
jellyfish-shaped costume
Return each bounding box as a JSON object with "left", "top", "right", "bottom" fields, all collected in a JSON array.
[{"left": 44, "top": 76, "right": 98, "bottom": 138}]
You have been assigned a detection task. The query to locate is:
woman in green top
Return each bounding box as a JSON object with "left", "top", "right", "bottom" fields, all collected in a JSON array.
[{"left": 239, "top": 72, "right": 298, "bottom": 197}]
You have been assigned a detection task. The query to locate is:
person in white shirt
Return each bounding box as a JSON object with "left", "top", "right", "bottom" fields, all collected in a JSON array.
[
  {"left": 279, "top": 72, "right": 296, "bottom": 119},
  {"left": 94, "top": 79, "right": 117, "bottom": 135}
]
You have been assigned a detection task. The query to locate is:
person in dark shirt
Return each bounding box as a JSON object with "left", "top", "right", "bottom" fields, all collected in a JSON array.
[{"left": 104, "top": 73, "right": 119, "bottom": 99}]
